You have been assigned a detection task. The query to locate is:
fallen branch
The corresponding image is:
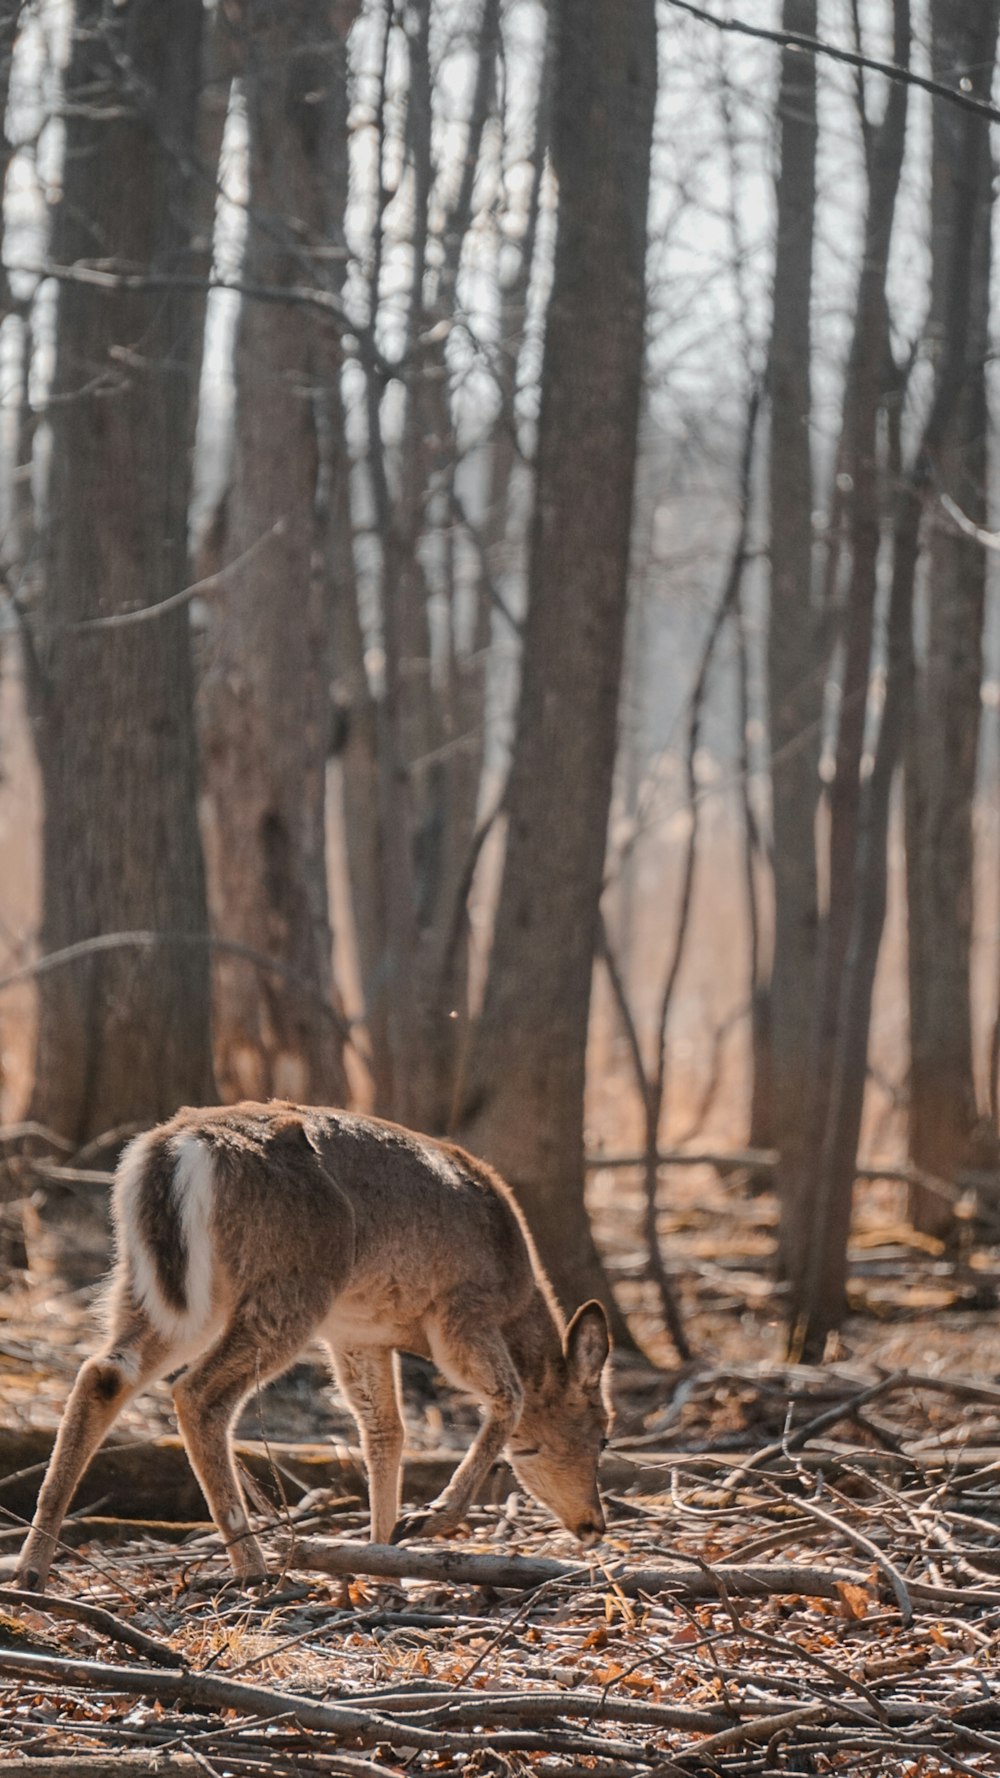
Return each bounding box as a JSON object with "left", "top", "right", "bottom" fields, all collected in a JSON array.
[
  {"left": 677, "top": 1702, "right": 827, "bottom": 1762},
  {"left": 0, "top": 1584, "right": 184, "bottom": 1668},
  {"left": 0, "top": 1762, "right": 200, "bottom": 1778},
  {"left": 0, "top": 1429, "right": 474, "bottom": 1524},
  {"left": 0, "top": 1647, "right": 663, "bottom": 1761},
  {"left": 758, "top": 1488, "right": 914, "bottom": 1626},
  {"left": 291, "top": 1536, "right": 1000, "bottom": 1611}
]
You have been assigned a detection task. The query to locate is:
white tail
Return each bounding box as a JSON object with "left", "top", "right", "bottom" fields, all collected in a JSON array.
[{"left": 18, "top": 1102, "right": 611, "bottom": 1588}]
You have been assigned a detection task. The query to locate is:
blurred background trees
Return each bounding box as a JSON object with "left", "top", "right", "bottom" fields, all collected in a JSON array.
[{"left": 0, "top": 0, "right": 998, "bottom": 1361}]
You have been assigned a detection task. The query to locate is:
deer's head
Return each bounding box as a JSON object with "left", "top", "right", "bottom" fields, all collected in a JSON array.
[{"left": 508, "top": 1300, "right": 612, "bottom": 1545}]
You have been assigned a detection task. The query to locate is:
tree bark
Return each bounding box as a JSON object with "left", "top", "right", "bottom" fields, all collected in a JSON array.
[
  {"left": 784, "top": 0, "right": 910, "bottom": 1330},
  {"left": 356, "top": 0, "right": 499, "bottom": 1131},
  {"left": 790, "top": 0, "right": 998, "bottom": 1356},
  {"left": 457, "top": 0, "right": 656, "bottom": 1335},
  {"left": 904, "top": 0, "right": 999, "bottom": 1235},
  {"left": 766, "top": 0, "right": 821, "bottom": 1272},
  {"left": 199, "top": 0, "right": 357, "bottom": 1108},
  {"left": 26, "top": 0, "right": 215, "bottom": 1144},
  {"left": 0, "top": 1, "right": 22, "bottom": 325}
]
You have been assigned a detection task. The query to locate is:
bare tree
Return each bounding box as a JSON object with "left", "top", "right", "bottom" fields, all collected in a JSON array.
[
  {"left": 24, "top": 0, "right": 215, "bottom": 1143},
  {"left": 790, "top": 0, "right": 999, "bottom": 1356},
  {"left": 903, "top": 0, "right": 999, "bottom": 1235},
  {"left": 199, "top": 0, "right": 357, "bottom": 1107},
  {"left": 0, "top": 1, "right": 22, "bottom": 326},
  {"left": 766, "top": 0, "right": 822, "bottom": 1270},
  {"left": 784, "top": 0, "right": 911, "bottom": 1338},
  {"left": 350, "top": 0, "right": 502, "bottom": 1129},
  {"left": 457, "top": 0, "right": 657, "bottom": 1335}
]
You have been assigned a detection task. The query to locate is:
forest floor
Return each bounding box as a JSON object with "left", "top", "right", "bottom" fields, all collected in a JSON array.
[{"left": 2, "top": 1161, "right": 1000, "bottom": 1775}]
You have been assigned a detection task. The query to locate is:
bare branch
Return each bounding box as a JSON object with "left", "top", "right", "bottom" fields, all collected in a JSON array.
[
  {"left": 68, "top": 521, "right": 285, "bottom": 631},
  {"left": 662, "top": 0, "right": 1000, "bottom": 125},
  {"left": 939, "top": 491, "right": 1000, "bottom": 552},
  {"left": 0, "top": 932, "right": 362, "bottom": 1053}
]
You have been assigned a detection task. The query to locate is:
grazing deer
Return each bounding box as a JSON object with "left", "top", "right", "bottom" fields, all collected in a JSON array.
[{"left": 17, "top": 1102, "right": 611, "bottom": 1589}]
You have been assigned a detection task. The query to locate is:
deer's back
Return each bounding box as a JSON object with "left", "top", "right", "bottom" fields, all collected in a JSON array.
[{"left": 114, "top": 1102, "right": 540, "bottom": 1351}]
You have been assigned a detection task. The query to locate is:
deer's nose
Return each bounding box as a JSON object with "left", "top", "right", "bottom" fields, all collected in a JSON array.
[{"left": 576, "top": 1509, "right": 605, "bottom": 1547}]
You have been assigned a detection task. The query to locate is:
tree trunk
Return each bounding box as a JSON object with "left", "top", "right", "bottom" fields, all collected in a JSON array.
[
  {"left": 784, "top": 0, "right": 911, "bottom": 1332},
  {"left": 0, "top": 1, "right": 21, "bottom": 325},
  {"left": 457, "top": 0, "right": 656, "bottom": 1335},
  {"left": 26, "top": 0, "right": 215, "bottom": 1144},
  {"left": 904, "top": 0, "right": 999, "bottom": 1235},
  {"left": 356, "top": 0, "right": 499, "bottom": 1133},
  {"left": 766, "top": 0, "right": 821, "bottom": 1271},
  {"left": 199, "top": 0, "right": 357, "bottom": 1108},
  {"left": 329, "top": 432, "right": 392, "bottom": 1111},
  {"left": 790, "top": 0, "right": 997, "bottom": 1356}
]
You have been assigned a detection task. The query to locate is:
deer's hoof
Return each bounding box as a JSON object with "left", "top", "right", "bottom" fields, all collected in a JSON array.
[
  {"left": 242, "top": 1571, "right": 272, "bottom": 1593},
  {"left": 390, "top": 1502, "right": 464, "bottom": 1543},
  {"left": 389, "top": 1512, "right": 428, "bottom": 1544}
]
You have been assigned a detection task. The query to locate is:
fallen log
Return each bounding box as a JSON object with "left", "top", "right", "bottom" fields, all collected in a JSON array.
[
  {"left": 0, "top": 1429, "right": 494, "bottom": 1524},
  {"left": 0, "top": 1516, "right": 214, "bottom": 1549}
]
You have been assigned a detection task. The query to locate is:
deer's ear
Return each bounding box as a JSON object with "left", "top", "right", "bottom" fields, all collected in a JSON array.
[{"left": 565, "top": 1301, "right": 610, "bottom": 1389}]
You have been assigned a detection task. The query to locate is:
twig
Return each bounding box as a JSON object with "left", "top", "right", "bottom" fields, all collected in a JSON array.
[
  {"left": 660, "top": 0, "right": 1000, "bottom": 124},
  {"left": 585, "top": 1145, "right": 778, "bottom": 1173},
  {"left": 68, "top": 522, "right": 286, "bottom": 631},
  {"left": 0, "top": 1122, "right": 76, "bottom": 1153},
  {"left": 720, "top": 1374, "right": 906, "bottom": 1487},
  {"left": 0, "top": 1584, "right": 184, "bottom": 1669},
  {"left": 676, "top": 1702, "right": 827, "bottom": 1762},
  {"left": 0, "top": 932, "right": 358, "bottom": 1050},
  {"left": 762, "top": 1481, "right": 914, "bottom": 1626}
]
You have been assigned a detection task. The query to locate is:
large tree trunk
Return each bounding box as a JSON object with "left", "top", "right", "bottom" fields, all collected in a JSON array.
[
  {"left": 199, "top": 0, "right": 356, "bottom": 1108},
  {"left": 904, "top": 0, "right": 998, "bottom": 1235},
  {"left": 457, "top": 0, "right": 656, "bottom": 1335},
  {"left": 26, "top": 0, "right": 215, "bottom": 1145},
  {"left": 766, "top": 0, "right": 821, "bottom": 1275}
]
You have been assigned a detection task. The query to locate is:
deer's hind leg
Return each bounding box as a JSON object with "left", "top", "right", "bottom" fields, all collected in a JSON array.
[
  {"left": 329, "top": 1347, "right": 403, "bottom": 1543},
  {"left": 173, "top": 1291, "right": 330, "bottom": 1585},
  {"left": 17, "top": 1302, "right": 176, "bottom": 1591}
]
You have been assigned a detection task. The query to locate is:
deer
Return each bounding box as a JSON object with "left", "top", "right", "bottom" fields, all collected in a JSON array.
[{"left": 17, "top": 1101, "right": 612, "bottom": 1590}]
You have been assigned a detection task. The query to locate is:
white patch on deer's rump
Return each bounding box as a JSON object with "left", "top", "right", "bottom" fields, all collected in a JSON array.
[
  {"left": 170, "top": 1133, "right": 216, "bottom": 1336},
  {"left": 114, "top": 1132, "right": 174, "bottom": 1337},
  {"left": 112, "top": 1130, "right": 217, "bottom": 1344}
]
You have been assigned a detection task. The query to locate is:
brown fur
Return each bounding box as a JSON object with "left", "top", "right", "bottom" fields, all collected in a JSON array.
[{"left": 18, "top": 1102, "right": 612, "bottom": 1588}]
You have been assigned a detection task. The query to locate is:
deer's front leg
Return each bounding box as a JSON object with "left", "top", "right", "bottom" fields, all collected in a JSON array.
[
  {"left": 330, "top": 1347, "right": 404, "bottom": 1544},
  {"left": 391, "top": 1314, "right": 522, "bottom": 1543}
]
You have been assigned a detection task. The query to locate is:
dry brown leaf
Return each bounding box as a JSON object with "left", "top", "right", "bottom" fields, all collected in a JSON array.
[{"left": 835, "top": 1580, "right": 871, "bottom": 1620}]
